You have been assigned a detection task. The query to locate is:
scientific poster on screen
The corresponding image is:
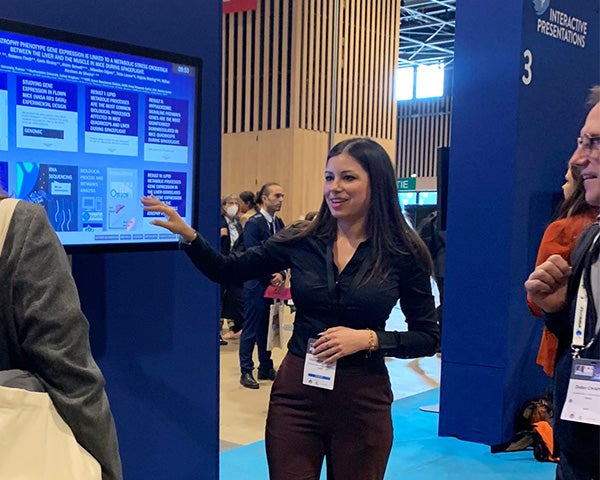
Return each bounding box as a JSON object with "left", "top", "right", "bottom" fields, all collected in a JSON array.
[
  {"left": 15, "top": 77, "right": 78, "bottom": 152},
  {"left": 84, "top": 86, "right": 139, "bottom": 156},
  {"left": 107, "top": 168, "right": 138, "bottom": 231},
  {"left": 15, "top": 162, "right": 78, "bottom": 232},
  {"left": 79, "top": 167, "right": 105, "bottom": 232},
  {"left": 0, "top": 22, "right": 200, "bottom": 248},
  {"left": 144, "top": 96, "right": 189, "bottom": 164}
]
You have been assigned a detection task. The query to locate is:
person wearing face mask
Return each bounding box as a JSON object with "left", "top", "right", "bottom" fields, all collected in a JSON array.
[{"left": 219, "top": 195, "right": 245, "bottom": 343}]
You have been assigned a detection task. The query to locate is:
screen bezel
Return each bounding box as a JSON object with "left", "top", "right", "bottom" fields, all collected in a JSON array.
[{"left": 0, "top": 18, "right": 202, "bottom": 254}]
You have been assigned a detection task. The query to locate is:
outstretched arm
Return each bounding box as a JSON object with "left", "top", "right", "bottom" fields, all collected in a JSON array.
[{"left": 142, "top": 196, "right": 289, "bottom": 285}]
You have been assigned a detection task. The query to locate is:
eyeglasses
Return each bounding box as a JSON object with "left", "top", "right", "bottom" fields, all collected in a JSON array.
[{"left": 577, "top": 134, "right": 600, "bottom": 154}]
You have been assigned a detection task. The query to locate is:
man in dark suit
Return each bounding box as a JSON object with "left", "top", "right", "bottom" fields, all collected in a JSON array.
[
  {"left": 239, "top": 182, "right": 286, "bottom": 389},
  {"left": 525, "top": 87, "right": 600, "bottom": 480}
]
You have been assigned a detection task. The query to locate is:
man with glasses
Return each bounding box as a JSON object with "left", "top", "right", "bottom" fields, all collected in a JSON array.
[
  {"left": 526, "top": 86, "right": 600, "bottom": 480},
  {"left": 574, "top": 132, "right": 600, "bottom": 206}
]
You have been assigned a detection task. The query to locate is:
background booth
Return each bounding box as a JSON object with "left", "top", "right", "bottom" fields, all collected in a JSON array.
[{"left": 440, "top": 0, "right": 599, "bottom": 445}]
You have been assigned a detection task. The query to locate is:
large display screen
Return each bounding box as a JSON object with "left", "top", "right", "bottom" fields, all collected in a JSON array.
[{"left": 0, "top": 19, "right": 201, "bottom": 252}]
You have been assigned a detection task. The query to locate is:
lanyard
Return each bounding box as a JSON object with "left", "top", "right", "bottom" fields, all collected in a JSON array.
[{"left": 571, "top": 231, "right": 600, "bottom": 358}]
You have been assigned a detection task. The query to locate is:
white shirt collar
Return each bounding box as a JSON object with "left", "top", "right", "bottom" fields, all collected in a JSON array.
[{"left": 260, "top": 208, "right": 275, "bottom": 224}]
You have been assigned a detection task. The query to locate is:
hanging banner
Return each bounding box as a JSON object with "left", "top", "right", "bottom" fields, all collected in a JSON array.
[{"left": 223, "top": 0, "right": 257, "bottom": 14}]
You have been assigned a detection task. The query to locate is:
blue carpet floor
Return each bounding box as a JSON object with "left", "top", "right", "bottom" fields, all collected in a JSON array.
[{"left": 220, "top": 388, "right": 556, "bottom": 479}]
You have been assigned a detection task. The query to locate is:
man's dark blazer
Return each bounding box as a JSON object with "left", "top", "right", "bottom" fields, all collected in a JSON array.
[
  {"left": 545, "top": 221, "right": 599, "bottom": 473},
  {"left": 243, "top": 211, "right": 285, "bottom": 289}
]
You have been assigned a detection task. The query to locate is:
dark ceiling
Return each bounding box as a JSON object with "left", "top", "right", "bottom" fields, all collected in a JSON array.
[{"left": 398, "top": 0, "right": 456, "bottom": 68}]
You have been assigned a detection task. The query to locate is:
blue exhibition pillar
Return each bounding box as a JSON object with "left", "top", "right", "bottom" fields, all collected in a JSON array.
[
  {"left": 0, "top": 1, "right": 223, "bottom": 478},
  {"left": 439, "top": 0, "right": 599, "bottom": 445}
]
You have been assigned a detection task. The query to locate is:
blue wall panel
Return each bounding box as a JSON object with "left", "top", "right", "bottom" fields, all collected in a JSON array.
[
  {"left": 440, "top": 0, "right": 599, "bottom": 445},
  {"left": 0, "top": 1, "right": 222, "bottom": 478}
]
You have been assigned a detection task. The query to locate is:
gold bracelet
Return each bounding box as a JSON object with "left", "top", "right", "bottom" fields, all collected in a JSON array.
[{"left": 365, "top": 328, "right": 376, "bottom": 357}]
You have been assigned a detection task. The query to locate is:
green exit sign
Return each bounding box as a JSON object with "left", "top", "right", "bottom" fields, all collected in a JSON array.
[{"left": 396, "top": 177, "right": 416, "bottom": 191}]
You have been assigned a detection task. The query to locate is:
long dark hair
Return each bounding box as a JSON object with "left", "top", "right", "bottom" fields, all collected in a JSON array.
[
  {"left": 554, "top": 166, "right": 598, "bottom": 221},
  {"left": 279, "top": 138, "right": 432, "bottom": 281}
]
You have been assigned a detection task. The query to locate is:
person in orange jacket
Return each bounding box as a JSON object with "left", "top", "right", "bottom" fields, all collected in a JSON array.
[{"left": 527, "top": 163, "right": 599, "bottom": 377}]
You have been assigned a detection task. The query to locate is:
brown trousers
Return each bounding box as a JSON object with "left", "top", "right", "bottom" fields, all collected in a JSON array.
[{"left": 265, "top": 353, "right": 393, "bottom": 480}]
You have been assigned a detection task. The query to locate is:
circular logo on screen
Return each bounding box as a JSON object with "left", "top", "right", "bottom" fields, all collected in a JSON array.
[{"left": 533, "top": 0, "right": 550, "bottom": 15}]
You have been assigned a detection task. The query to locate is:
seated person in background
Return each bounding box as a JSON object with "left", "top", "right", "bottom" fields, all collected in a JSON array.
[
  {"left": 527, "top": 164, "right": 599, "bottom": 377},
  {"left": 0, "top": 191, "right": 122, "bottom": 480}
]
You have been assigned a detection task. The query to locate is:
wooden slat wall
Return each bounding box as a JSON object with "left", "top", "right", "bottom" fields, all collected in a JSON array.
[
  {"left": 332, "top": 0, "right": 399, "bottom": 139},
  {"left": 222, "top": 0, "right": 402, "bottom": 222},
  {"left": 222, "top": 0, "right": 294, "bottom": 133},
  {"left": 396, "top": 96, "right": 452, "bottom": 178},
  {"left": 223, "top": 0, "right": 399, "bottom": 139},
  {"left": 222, "top": 129, "right": 329, "bottom": 223}
]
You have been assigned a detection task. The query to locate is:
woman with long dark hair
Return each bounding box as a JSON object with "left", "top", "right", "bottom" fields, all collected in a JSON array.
[{"left": 142, "top": 137, "right": 439, "bottom": 479}]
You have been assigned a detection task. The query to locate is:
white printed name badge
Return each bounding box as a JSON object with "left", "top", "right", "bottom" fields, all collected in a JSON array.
[
  {"left": 560, "top": 358, "right": 600, "bottom": 426},
  {"left": 303, "top": 338, "right": 337, "bottom": 390}
]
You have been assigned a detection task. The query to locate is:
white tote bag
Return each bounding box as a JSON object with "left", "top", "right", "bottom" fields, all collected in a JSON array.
[
  {"left": 266, "top": 299, "right": 285, "bottom": 351},
  {"left": 0, "top": 197, "right": 19, "bottom": 255},
  {"left": 0, "top": 385, "right": 102, "bottom": 479},
  {"left": 0, "top": 199, "right": 102, "bottom": 479}
]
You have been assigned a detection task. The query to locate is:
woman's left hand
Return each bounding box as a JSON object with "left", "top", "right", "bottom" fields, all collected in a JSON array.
[{"left": 311, "top": 326, "right": 375, "bottom": 364}]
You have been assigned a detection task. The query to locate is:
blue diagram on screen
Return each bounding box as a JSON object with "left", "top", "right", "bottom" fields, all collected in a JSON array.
[{"left": 16, "top": 162, "right": 78, "bottom": 231}]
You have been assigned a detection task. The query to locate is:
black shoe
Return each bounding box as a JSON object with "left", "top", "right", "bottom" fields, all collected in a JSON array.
[
  {"left": 220, "top": 336, "right": 228, "bottom": 346},
  {"left": 257, "top": 368, "right": 277, "bottom": 381},
  {"left": 240, "top": 373, "right": 259, "bottom": 389}
]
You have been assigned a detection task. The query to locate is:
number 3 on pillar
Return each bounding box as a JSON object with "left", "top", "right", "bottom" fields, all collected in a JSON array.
[{"left": 522, "top": 49, "right": 533, "bottom": 86}]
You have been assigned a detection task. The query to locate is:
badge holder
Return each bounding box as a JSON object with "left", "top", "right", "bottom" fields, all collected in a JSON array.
[
  {"left": 560, "top": 233, "right": 600, "bottom": 426},
  {"left": 303, "top": 338, "right": 337, "bottom": 390}
]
